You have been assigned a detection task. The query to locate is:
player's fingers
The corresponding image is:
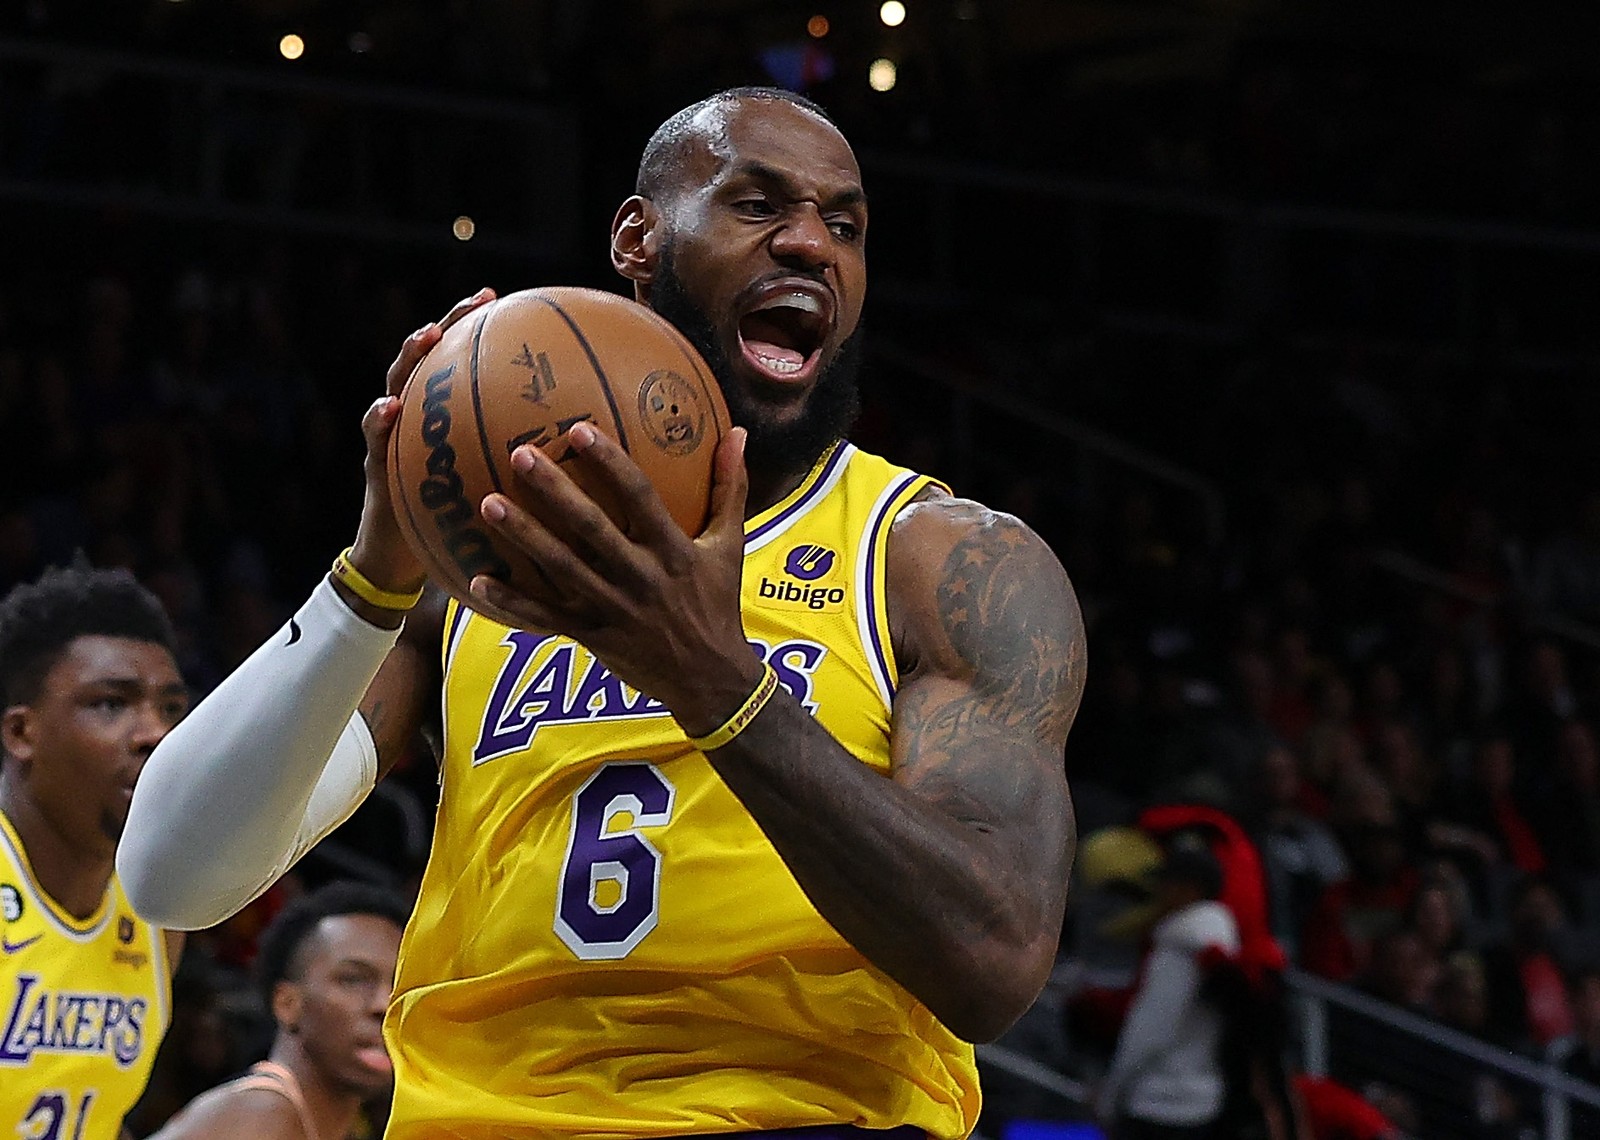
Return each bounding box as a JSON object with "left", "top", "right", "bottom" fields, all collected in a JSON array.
[
  {"left": 361, "top": 395, "right": 401, "bottom": 451},
  {"left": 506, "top": 443, "right": 661, "bottom": 586},
  {"left": 437, "top": 286, "right": 496, "bottom": 334},
  {"left": 559, "top": 421, "right": 689, "bottom": 557},
  {"left": 468, "top": 574, "right": 604, "bottom": 639},
  {"left": 380, "top": 290, "right": 494, "bottom": 397},
  {"left": 359, "top": 396, "right": 403, "bottom": 485},
  {"left": 480, "top": 490, "right": 638, "bottom": 608},
  {"left": 384, "top": 322, "right": 442, "bottom": 396},
  {"left": 703, "top": 428, "right": 749, "bottom": 547}
]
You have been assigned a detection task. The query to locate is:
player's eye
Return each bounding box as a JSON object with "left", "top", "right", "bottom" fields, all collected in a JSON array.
[
  {"left": 827, "top": 218, "right": 861, "bottom": 242},
  {"left": 90, "top": 696, "right": 127, "bottom": 712},
  {"left": 735, "top": 198, "right": 777, "bottom": 217}
]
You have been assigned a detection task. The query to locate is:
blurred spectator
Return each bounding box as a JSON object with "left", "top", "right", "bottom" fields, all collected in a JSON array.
[
  {"left": 1432, "top": 733, "right": 1545, "bottom": 902},
  {"left": 1411, "top": 643, "right": 1483, "bottom": 776},
  {"left": 1360, "top": 928, "right": 1437, "bottom": 1016},
  {"left": 1481, "top": 876, "right": 1578, "bottom": 1051},
  {"left": 1405, "top": 869, "right": 1473, "bottom": 965},
  {"left": 1504, "top": 637, "right": 1580, "bottom": 773},
  {"left": 1431, "top": 951, "right": 1494, "bottom": 1042},
  {"left": 1301, "top": 790, "right": 1420, "bottom": 982},
  {"left": 1526, "top": 489, "right": 1600, "bottom": 626},
  {"left": 1529, "top": 719, "right": 1600, "bottom": 893},
  {"left": 1370, "top": 720, "right": 1440, "bottom": 857},
  {"left": 1096, "top": 839, "right": 1240, "bottom": 1140},
  {"left": 1252, "top": 743, "right": 1349, "bottom": 958}
]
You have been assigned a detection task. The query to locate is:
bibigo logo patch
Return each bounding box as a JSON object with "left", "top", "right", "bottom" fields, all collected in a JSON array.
[{"left": 756, "top": 544, "right": 846, "bottom": 612}]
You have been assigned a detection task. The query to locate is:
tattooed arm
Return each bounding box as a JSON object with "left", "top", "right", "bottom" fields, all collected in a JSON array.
[{"left": 702, "top": 488, "right": 1083, "bottom": 1041}]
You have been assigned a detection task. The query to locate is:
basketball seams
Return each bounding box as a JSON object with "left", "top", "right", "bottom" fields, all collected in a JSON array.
[
  {"left": 536, "top": 294, "right": 631, "bottom": 453},
  {"left": 468, "top": 309, "right": 506, "bottom": 495}
]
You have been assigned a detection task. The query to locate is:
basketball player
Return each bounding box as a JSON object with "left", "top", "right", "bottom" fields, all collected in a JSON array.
[
  {"left": 120, "top": 87, "right": 1085, "bottom": 1139},
  {"left": 150, "top": 880, "right": 405, "bottom": 1140},
  {"left": 0, "top": 565, "right": 188, "bottom": 1140}
]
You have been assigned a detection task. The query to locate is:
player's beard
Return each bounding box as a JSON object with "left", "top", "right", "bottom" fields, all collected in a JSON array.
[{"left": 650, "top": 246, "right": 862, "bottom": 483}]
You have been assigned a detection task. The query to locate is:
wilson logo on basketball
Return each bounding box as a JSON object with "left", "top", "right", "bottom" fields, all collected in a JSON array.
[
  {"left": 416, "top": 362, "right": 512, "bottom": 584},
  {"left": 757, "top": 544, "right": 845, "bottom": 612},
  {"left": 637, "top": 370, "right": 708, "bottom": 456}
]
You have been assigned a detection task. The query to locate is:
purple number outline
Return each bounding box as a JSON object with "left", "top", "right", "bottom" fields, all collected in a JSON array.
[
  {"left": 21, "top": 1092, "right": 65, "bottom": 1140},
  {"left": 554, "top": 762, "right": 676, "bottom": 959}
]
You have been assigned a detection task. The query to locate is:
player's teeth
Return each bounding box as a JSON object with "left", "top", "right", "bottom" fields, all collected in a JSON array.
[{"left": 761, "top": 292, "right": 822, "bottom": 315}]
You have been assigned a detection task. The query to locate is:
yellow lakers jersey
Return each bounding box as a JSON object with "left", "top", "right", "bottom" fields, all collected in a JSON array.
[
  {"left": 386, "top": 442, "right": 980, "bottom": 1139},
  {"left": 0, "top": 811, "right": 169, "bottom": 1140}
]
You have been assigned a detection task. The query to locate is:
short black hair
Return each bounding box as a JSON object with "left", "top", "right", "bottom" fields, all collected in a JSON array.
[
  {"left": 636, "top": 86, "right": 836, "bottom": 201},
  {"left": 255, "top": 880, "right": 410, "bottom": 1010},
  {"left": 0, "top": 563, "right": 177, "bottom": 709},
  {"left": 1157, "top": 835, "right": 1225, "bottom": 900}
]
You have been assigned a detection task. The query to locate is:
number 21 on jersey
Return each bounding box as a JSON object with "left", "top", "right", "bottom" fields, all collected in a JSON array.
[{"left": 19, "top": 1091, "right": 95, "bottom": 1140}]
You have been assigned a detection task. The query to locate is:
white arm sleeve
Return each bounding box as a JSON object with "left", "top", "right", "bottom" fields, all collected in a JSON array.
[{"left": 118, "top": 577, "right": 403, "bottom": 930}]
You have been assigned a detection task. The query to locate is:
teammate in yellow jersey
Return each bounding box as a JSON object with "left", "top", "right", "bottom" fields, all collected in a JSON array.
[
  {"left": 0, "top": 565, "right": 189, "bottom": 1140},
  {"left": 120, "top": 86, "right": 1086, "bottom": 1139}
]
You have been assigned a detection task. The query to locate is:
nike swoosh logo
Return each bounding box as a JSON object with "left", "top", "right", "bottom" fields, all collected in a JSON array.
[
  {"left": 2, "top": 934, "right": 41, "bottom": 954},
  {"left": 287, "top": 619, "right": 302, "bottom": 645}
]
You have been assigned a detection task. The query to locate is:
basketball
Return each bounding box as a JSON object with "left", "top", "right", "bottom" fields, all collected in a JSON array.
[{"left": 386, "top": 286, "right": 730, "bottom": 626}]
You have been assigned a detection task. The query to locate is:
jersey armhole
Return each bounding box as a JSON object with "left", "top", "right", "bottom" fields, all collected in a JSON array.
[{"left": 855, "top": 473, "right": 945, "bottom": 708}]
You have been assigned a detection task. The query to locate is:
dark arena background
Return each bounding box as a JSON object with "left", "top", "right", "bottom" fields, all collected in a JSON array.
[{"left": 7, "top": 2, "right": 1600, "bottom": 1137}]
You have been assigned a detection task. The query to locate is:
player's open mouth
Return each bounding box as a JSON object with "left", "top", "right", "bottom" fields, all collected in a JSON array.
[{"left": 737, "top": 285, "right": 830, "bottom": 384}]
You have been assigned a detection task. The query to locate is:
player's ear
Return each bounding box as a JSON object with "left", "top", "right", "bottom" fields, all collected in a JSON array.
[
  {"left": 272, "top": 980, "right": 304, "bottom": 1034},
  {"left": 0, "top": 705, "right": 34, "bottom": 767},
  {"left": 611, "top": 195, "right": 663, "bottom": 293}
]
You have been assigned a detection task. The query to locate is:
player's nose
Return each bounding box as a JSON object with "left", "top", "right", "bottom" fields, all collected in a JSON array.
[
  {"left": 128, "top": 700, "right": 171, "bottom": 754},
  {"left": 769, "top": 204, "right": 834, "bottom": 271}
]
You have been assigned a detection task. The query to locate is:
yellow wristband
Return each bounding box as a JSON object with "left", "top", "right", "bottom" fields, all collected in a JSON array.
[
  {"left": 331, "top": 547, "right": 425, "bottom": 611},
  {"left": 687, "top": 665, "right": 780, "bottom": 752}
]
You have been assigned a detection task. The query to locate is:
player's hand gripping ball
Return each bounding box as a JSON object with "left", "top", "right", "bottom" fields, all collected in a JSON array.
[{"left": 387, "top": 287, "right": 730, "bottom": 627}]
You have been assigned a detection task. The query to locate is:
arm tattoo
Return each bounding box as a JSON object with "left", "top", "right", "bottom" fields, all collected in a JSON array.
[
  {"left": 936, "top": 520, "right": 1080, "bottom": 739},
  {"left": 898, "top": 515, "right": 1083, "bottom": 828}
]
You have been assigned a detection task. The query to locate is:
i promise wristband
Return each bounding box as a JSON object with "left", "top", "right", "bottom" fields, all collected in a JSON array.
[
  {"left": 687, "top": 665, "right": 781, "bottom": 752},
  {"left": 331, "top": 547, "right": 425, "bottom": 611}
]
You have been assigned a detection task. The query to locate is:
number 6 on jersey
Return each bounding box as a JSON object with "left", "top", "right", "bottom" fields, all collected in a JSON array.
[{"left": 555, "top": 763, "right": 676, "bottom": 960}]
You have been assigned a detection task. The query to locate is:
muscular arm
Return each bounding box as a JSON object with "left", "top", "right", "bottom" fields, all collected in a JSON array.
[
  {"left": 351, "top": 584, "right": 447, "bottom": 779},
  {"left": 119, "top": 581, "right": 443, "bottom": 929},
  {"left": 703, "top": 492, "right": 1082, "bottom": 1040}
]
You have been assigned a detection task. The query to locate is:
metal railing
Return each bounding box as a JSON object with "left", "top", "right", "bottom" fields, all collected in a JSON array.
[
  {"left": 1290, "top": 967, "right": 1600, "bottom": 1140},
  {"left": 1368, "top": 547, "right": 1600, "bottom": 655}
]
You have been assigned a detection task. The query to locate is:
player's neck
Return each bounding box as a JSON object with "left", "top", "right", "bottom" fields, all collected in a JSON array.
[
  {"left": 0, "top": 786, "right": 113, "bottom": 920},
  {"left": 745, "top": 466, "right": 806, "bottom": 518},
  {"left": 744, "top": 441, "right": 840, "bottom": 518},
  {"left": 269, "top": 1037, "right": 367, "bottom": 1140}
]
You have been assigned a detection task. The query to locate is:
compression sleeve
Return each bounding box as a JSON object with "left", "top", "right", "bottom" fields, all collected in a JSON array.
[{"left": 117, "top": 577, "right": 401, "bottom": 930}]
